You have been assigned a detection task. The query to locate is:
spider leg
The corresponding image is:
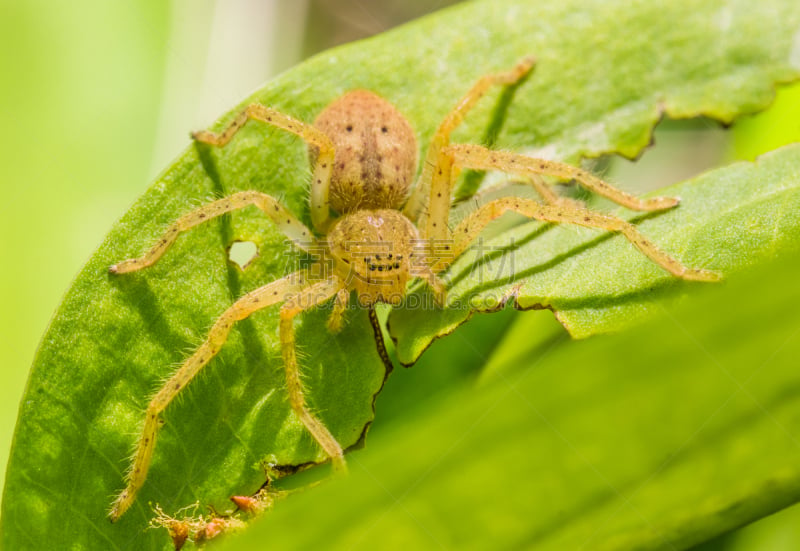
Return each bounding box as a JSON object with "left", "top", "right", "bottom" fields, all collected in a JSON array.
[
  {"left": 404, "top": 56, "right": 536, "bottom": 222},
  {"left": 525, "top": 175, "right": 581, "bottom": 207},
  {"left": 193, "top": 104, "right": 335, "bottom": 231},
  {"left": 449, "top": 144, "right": 681, "bottom": 211},
  {"left": 411, "top": 265, "right": 447, "bottom": 305},
  {"left": 110, "top": 191, "right": 315, "bottom": 274},
  {"left": 326, "top": 287, "right": 350, "bottom": 332},
  {"left": 476, "top": 176, "right": 589, "bottom": 219},
  {"left": 424, "top": 143, "right": 684, "bottom": 243},
  {"left": 449, "top": 197, "right": 720, "bottom": 281},
  {"left": 280, "top": 277, "right": 348, "bottom": 473},
  {"left": 109, "top": 271, "right": 312, "bottom": 521},
  {"left": 459, "top": 176, "right": 584, "bottom": 218}
]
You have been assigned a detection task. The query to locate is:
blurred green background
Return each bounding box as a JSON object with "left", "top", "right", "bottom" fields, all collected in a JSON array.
[{"left": 1, "top": 1, "right": 799, "bottom": 549}]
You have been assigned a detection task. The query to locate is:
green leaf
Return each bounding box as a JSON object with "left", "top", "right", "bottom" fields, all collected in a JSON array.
[
  {"left": 390, "top": 144, "right": 800, "bottom": 363},
  {"left": 226, "top": 250, "right": 800, "bottom": 551},
  {"left": 3, "top": 0, "right": 800, "bottom": 550},
  {"left": 386, "top": 0, "right": 800, "bottom": 365}
]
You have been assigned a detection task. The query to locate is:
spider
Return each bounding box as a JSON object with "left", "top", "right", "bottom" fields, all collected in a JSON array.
[{"left": 108, "top": 56, "right": 719, "bottom": 521}]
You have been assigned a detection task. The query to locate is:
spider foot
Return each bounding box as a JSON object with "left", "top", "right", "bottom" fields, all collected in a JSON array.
[
  {"left": 331, "top": 454, "right": 349, "bottom": 475},
  {"left": 191, "top": 129, "right": 214, "bottom": 143},
  {"left": 109, "top": 258, "right": 146, "bottom": 275},
  {"left": 643, "top": 196, "right": 680, "bottom": 210},
  {"left": 681, "top": 268, "right": 722, "bottom": 282}
]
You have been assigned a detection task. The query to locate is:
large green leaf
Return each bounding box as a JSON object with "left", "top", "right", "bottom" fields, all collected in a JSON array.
[
  {"left": 385, "top": 0, "right": 800, "bottom": 364},
  {"left": 227, "top": 248, "right": 800, "bottom": 551},
  {"left": 390, "top": 143, "right": 800, "bottom": 363},
  {"left": 3, "top": 0, "right": 800, "bottom": 549}
]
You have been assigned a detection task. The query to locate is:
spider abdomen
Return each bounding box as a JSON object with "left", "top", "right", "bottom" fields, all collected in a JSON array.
[{"left": 311, "top": 90, "right": 417, "bottom": 213}]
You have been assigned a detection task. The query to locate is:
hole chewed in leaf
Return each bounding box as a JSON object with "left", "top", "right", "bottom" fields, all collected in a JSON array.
[{"left": 227, "top": 241, "right": 259, "bottom": 269}]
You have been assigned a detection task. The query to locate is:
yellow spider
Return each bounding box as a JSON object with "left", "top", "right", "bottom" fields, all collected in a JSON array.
[{"left": 109, "top": 56, "right": 718, "bottom": 521}]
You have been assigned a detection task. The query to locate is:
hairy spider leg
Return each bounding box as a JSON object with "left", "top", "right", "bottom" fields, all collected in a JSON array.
[
  {"left": 411, "top": 264, "right": 447, "bottom": 305},
  {"left": 492, "top": 175, "right": 588, "bottom": 209},
  {"left": 279, "top": 277, "right": 348, "bottom": 473},
  {"left": 404, "top": 56, "right": 536, "bottom": 223},
  {"left": 326, "top": 287, "right": 350, "bottom": 332},
  {"left": 450, "top": 144, "right": 681, "bottom": 211},
  {"left": 451, "top": 197, "right": 719, "bottom": 280},
  {"left": 424, "top": 142, "right": 674, "bottom": 241},
  {"left": 110, "top": 191, "right": 316, "bottom": 274},
  {"left": 427, "top": 146, "right": 720, "bottom": 281},
  {"left": 425, "top": 142, "right": 682, "bottom": 244},
  {"left": 465, "top": 173, "right": 636, "bottom": 223},
  {"left": 526, "top": 174, "right": 576, "bottom": 206},
  {"left": 193, "top": 104, "right": 336, "bottom": 232},
  {"left": 110, "top": 271, "right": 313, "bottom": 521}
]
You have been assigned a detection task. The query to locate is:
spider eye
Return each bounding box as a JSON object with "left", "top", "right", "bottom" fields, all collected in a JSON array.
[
  {"left": 346, "top": 125, "right": 353, "bottom": 132},
  {"left": 381, "top": 126, "right": 388, "bottom": 133}
]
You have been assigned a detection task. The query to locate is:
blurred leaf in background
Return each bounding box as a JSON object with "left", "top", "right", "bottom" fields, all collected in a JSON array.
[{"left": 0, "top": 0, "right": 171, "bottom": 499}]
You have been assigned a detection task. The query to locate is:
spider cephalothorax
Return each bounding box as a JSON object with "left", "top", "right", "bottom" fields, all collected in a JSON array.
[
  {"left": 108, "top": 56, "right": 718, "bottom": 524},
  {"left": 326, "top": 209, "right": 422, "bottom": 306}
]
